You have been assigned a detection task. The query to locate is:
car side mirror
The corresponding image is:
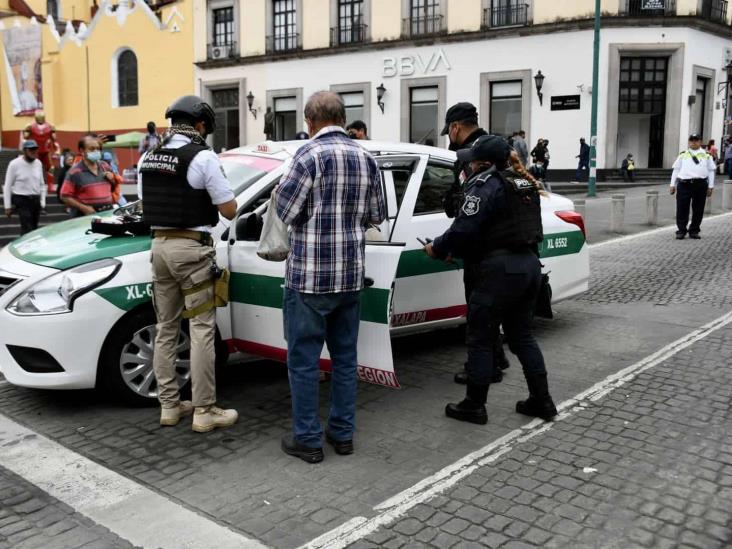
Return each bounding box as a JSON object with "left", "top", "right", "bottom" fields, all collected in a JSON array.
[{"left": 235, "top": 212, "right": 263, "bottom": 242}]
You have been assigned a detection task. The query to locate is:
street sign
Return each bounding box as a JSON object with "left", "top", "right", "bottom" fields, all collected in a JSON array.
[
  {"left": 641, "top": 0, "right": 665, "bottom": 9},
  {"left": 550, "top": 95, "right": 581, "bottom": 111}
]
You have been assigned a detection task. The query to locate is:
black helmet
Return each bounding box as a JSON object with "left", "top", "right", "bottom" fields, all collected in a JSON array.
[{"left": 165, "top": 95, "right": 216, "bottom": 135}]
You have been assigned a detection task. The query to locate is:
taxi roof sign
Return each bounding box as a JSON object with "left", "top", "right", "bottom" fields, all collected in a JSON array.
[{"left": 255, "top": 141, "right": 283, "bottom": 155}]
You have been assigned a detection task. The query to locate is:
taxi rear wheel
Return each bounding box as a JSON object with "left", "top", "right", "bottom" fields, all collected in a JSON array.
[{"left": 98, "top": 308, "right": 228, "bottom": 406}]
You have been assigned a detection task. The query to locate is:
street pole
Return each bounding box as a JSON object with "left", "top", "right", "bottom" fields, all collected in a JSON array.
[{"left": 588, "top": 0, "right": 601, "bottom": 198}]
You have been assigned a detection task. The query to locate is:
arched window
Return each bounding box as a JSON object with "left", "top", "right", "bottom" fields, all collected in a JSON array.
[{"left": 117, "top": 50, "right": 138, "bottom": 107}]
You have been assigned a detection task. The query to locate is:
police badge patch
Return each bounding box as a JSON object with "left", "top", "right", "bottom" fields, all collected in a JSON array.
[{"left": 462, "top": 195, "right": 481, "bottom": 216}]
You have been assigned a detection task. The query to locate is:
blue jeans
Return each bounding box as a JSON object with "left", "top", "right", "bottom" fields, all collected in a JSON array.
[{"left": 283, "top": 288, "right": 361, "bottom": 448}]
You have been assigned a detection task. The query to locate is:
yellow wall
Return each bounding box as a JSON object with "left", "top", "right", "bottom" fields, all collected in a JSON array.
[
  {"left": 371, "top": 0, "right": 401, "bottom": 42},
  {"left": 447, "top": 0, "right": 481, "bottom": 33},
  {"left": 303, "top": 0, "right": 329, "bottom": 49},
  {"left": 534, "top": 0, "right": 619, "bottom": 24},
  {"left": 676, "top": 0, "right": 696, "bottom": 16},
  {"left": 241, "top": 0, "right": 265, "bottom": 56},
  {"left": 0, "top": 0, "right": 195, "bottom": 146}
]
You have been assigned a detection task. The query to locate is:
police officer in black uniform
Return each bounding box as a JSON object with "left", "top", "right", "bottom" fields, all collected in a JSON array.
[
  {"left": 425, "top": 135, "right": 558, "bottom": 424},
  {"left": 440, "top": 102, "right": 510, "bottom": 386}
]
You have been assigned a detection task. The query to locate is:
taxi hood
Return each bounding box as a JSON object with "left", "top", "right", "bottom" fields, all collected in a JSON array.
[{"left": 7, "top": 215, "right": 151, "bottom": 270}]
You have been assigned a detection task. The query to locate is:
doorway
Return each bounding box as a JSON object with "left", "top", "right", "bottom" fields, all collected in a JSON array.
[
  {"left": 617, "top": 57, "right": 668, "bottom": 168},
  {"left": 211, "top": 87, "right": 240, "bottom": 153}
]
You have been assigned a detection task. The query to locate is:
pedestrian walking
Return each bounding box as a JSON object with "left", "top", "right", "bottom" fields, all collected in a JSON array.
[
  {"left": 274, "top": 91, "right": 386, "bottom": 463},
  {"left": 441, "top": 102, "right": 511, "bottom": 386},
  {"left": 513, "top": 130, "right": 529, "bottom": 166},
  {"left": 723, "top": 137, "right": 732, "bottom": 176},
  {"left": 670, "top": 133, "right": 715, "bottom": 240},
  {"left": 139, "top": 95, "right": 238, "bottom": 431},
  {"left": 621, "top": 153, "right": 635, "bottom": 182},
  {"left": 575, "top": 138, "right": 590, "bottom": 182},
  {"left": 3, "top": 139, "right": 46, "bottom": 235},
  {"left": 424, "top": 135, "right": 557, "bottom": 424},
  {"left": 60, "top": 136, "right": 120, "bottom": 215}
]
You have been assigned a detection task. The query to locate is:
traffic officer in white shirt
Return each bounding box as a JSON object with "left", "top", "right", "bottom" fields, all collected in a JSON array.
[
  {"left": 669, "top": 133, "right": 715, "bottom": 240},
  {"left": 3, "top": 139, "right": 46, "bottom": 235},
  {"left": 138, "top": 95, "right": 238, "bottom": 432}
]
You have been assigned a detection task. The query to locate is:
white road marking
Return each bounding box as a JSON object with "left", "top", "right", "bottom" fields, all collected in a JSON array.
[
  {"left": 302, "top": 308, "right": 732, "bottom": 549},
  {"left": 0, "top": 415, "right": 267, "bottom": 549},
  {"left": 588, "top": 210, "right": 732, "bottom": 249}
]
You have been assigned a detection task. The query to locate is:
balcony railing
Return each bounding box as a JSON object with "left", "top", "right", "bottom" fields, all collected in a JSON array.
[
  {"left": 620, "top": 0, "right": 676, "bottom": 16},
  {"left": 402, "top": 15, "right": 444, "bottom": 38},
  {"left": 207, "top": 41, "right": 238, "bottom": 60},
  {"left": 266, "top": 33, "right": 300, "bottom": 53},
  {"left": 483, "top": 4, "right": 530, "bottom": 28},
  {"left": 700, "top": 0, "right": 728, "bottom": 23},
  {"left": 330, "top": 23, "right": 368, "bottom": 46}
]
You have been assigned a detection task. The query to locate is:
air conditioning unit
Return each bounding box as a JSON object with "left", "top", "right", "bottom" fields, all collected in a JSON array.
[{"left": 210, "top": 44, "right": 232, "bottom": 59}]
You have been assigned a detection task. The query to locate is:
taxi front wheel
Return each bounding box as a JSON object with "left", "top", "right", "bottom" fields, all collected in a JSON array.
[{"left": 97, "top": 308, "right": 228, "bottom": 406}]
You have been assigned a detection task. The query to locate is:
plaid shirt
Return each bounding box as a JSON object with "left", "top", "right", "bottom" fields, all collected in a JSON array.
[{"left": 274, "top": 126, "right": 386, "bottom": 294}]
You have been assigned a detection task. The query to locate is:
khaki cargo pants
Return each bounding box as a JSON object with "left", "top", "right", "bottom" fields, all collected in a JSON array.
[{"left": 151, "top": 236, "right": 217, "bottom": 408}]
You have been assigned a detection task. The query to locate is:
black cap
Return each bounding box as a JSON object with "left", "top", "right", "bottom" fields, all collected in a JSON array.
[
  {"left": 440, "top": 102, "right": 478, "bottom": 135},
  {"left": 456, "top": 135, "right": 512, "bottom": 164},
  {"left": 688, "top": 133, "right": 702, "bottom": 141}
]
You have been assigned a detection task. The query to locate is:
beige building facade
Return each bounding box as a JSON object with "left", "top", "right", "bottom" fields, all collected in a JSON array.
[{"left": 194, "top": 0, "right": 732, "bottom": 172}]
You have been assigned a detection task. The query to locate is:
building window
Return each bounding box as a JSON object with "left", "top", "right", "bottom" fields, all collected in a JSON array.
[
  {"left": 271, "top": 0, "right": 298, "bottom": 52},
  {"left": 211, "top": 88, "right": 239, "bottom": 153},
  {"left": 409, "top": 86, "right": 439, "bottom": 144},
  {"left": 618, "top": 57, "right": 667, "bottom": 114},
  {"left": 117, "top": 50, "right": 138, "bottom": 107},
  {"left": 407, "top": 0, "right": 442, "bottom": 36},
  {"left": 47, "top": 0, "right": 60, "bottom": 19},
  {"left": 212, "top": 7, "right": 234, "bottom": 46},
  {"left": 334, "top": 0, "right": 366, "bottom": 45},
  {"left": 490, "top": 81, "right": 522, "bottom": 137},
  {"left": 274, "top": 96, "right": 297, "bottom": 140},
  {"left": 484, "top": 0, "right": 529, "bottom": 28},
  {"left": 340, "top": 92, "right": 364, "bottom": 126}
]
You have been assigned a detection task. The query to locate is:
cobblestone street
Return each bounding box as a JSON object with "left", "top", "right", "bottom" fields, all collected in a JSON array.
[{"left": 1, "top": 213, "right": 732, "bottom": 548}]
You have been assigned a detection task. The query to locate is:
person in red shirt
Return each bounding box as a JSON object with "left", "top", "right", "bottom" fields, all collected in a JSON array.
[
  {"left": 23, "top": 110, "right": 56, "bottom": 191},
  {"left": 61, "top": 136, "right": 119, "bottom": 216}
]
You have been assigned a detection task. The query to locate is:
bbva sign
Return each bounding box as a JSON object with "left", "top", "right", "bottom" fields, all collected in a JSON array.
[{"left": 383, "top": 49, "right": 451, "bottom": 78}]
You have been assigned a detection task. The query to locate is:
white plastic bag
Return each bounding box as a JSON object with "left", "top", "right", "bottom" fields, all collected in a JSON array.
[{"left": 256, "top": 193, "right": 290, "bottom": 262}]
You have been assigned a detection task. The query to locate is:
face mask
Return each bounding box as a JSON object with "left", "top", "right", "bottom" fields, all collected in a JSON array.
[{"left": 86, "top": 151, "right": 101, "bottom": 163}]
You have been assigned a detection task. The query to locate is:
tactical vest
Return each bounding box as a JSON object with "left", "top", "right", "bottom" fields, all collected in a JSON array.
[
  {"left": 479, "top": 169, "right": 543, "bottom": 252},
  {"left": 140, "top": 143, "right": 219, "bottom": 228}
]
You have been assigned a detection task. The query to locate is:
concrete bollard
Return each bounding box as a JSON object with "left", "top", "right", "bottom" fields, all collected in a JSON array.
[
  {"left": 646, "top": 190, "right": 659, "bottom": 226},
  {"left": 610, "top": 193, "right": 625, "bottom": 233},
  {"left": 723, "top": 180, "right": 732, "bottom": 211},
  {"left": 705, "top": 194, "right": 712, "bottom": 214}
]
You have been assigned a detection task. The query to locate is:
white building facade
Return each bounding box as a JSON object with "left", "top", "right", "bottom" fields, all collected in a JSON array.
[{"left": 194, "top": 0, "right": 732, "bottom": 174}]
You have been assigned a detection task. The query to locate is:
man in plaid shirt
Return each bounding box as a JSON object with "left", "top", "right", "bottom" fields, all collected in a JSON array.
[{"left": 274, "top": 91, "right": 386, "bottom": 463}]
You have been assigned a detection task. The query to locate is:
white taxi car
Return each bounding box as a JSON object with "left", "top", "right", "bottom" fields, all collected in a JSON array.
[{"left": 0, "top": 141, "right": 589, "bottom": 404}]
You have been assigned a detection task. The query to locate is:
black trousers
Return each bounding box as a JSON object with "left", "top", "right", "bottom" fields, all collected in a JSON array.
[
  {"left": 11, "top": 194, "right": 41, "bottom": 236},
  {"left": 465, "top": 253, "right": 546, "bottom": 386},
  {"left": 675, "top": 180, "right": 708, "bottom": 235},
  {"left": 464, "top": 262, "right": 508, "bottom": 371}
]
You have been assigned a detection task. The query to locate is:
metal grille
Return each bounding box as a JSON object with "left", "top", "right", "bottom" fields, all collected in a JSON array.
[
  {"left": 485, "top": 1, "right": 529, "bottom": 28},
  {"left": 618, "top": 57, "right": 668, "bottom": 115},
  {"left": 700, "top": 0, "right": 728, "bottom": 23},
  {"left": 212, "top": 7, "right": 234, "bottom": 47},
  {"left": 407, "top": 0, "right": 442, "bottom": 36}
]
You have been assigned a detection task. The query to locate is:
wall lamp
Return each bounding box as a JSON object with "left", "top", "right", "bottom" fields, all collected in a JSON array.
[
  {"left": 716, "top": 60, "right": 732, "bottom": 96},
  {"left": 246, "top": 91, "right": 257, "bottom": 119},
  {"left": 376, "top": 83, "right": 387, "bottom": 114},
  {"left": 534, "top": 70, "right": 545, "bottom": 106}
]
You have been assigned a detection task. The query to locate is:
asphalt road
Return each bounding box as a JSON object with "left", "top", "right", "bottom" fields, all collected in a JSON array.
[{"left": 0, "top": 212, "right": 731, "bottom": 548}]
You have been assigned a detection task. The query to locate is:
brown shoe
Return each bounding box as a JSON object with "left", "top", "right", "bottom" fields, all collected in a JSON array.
[
  {"left": 160, "top": 401, "right": 193, "bottom": 426},
  {"left": 192, "top": 405, "right": 238, "bottom": 433}
]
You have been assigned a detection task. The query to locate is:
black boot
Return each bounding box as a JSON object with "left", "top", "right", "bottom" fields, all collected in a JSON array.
[
  {"left": 455, "top": 365, "right": 502, "bottom": 385},
  {"left": 516, "top": 374, "right": 557, "bottom": 421},
  {"left": 445, "top": 383, "right": 489, "bottom": 425}
]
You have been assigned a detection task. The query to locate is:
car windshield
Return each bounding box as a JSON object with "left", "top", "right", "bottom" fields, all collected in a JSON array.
[{"left": 219, "top": 154, "right": 284, "bottom": 196}]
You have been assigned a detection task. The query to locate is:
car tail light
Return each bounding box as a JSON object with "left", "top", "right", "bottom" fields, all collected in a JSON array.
[{"left": 555, "top": 210, "right": 586, "bottom": 239}]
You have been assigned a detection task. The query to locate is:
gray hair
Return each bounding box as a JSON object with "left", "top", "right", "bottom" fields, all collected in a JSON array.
[{"left": 304, "top": 91, "right": 346, "bottom": 127}]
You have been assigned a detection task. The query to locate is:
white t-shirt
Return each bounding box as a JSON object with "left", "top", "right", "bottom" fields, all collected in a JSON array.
[{"left": 3, "top": 156, "right": 46, "bottom": 210}]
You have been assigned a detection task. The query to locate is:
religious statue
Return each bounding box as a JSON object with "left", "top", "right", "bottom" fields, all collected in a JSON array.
[
  {"left": 264, "top": 107, "right": 274, "bottom": 140},
  {"left": 23, "top": 110, "right": 56, "bottom": 190}
]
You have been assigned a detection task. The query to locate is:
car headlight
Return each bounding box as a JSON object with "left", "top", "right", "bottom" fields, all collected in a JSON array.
[{"left": 7, "top": 258, "right": 121, "bottom": 315}]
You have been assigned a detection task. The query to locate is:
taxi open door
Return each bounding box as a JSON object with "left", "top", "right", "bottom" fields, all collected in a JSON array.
[{"left": 227, "top": 204, "right": 405, "bottom": 389}]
